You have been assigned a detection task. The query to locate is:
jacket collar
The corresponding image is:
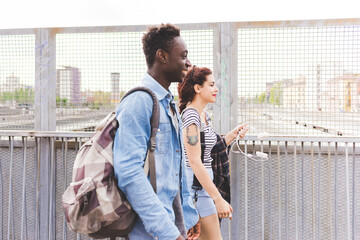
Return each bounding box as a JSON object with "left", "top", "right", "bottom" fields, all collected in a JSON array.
[{"left": 141, "top": 73, "right": 174, "bottom": 101}]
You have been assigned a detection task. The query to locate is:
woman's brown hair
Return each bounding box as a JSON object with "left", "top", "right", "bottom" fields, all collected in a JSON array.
[{"left": 177, "top": 65, "right": 212, "bottom": 113}]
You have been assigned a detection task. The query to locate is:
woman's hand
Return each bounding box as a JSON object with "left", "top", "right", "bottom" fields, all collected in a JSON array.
[
  {"left": 214, "top": 197, "right": 233, "bottom": 219},
  {"left": 224, "top": 124, "right": 249, "bottom": 146}
]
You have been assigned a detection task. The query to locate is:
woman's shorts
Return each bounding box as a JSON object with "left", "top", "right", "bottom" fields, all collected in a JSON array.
[{"left": 186, "top": 167, "right": 217, "bottom": 218}]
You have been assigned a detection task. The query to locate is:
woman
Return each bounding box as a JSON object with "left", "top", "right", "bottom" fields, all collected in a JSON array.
[{"left": 178, "top": 66, "right": 248, "bottom": 239}]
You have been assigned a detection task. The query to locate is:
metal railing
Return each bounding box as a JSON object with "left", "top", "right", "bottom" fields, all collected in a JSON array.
[
  {"left": 229, "top": 136, "right": 360, "bottom": 240},
  {"left": 1, "top": 131, "right": 359, "bottom": 239},
  {"left": 1, "top": 18, "right": 360, "bottom": 240},
  {"left": 0, "top": 131, "right": 91, "bottom": 240}
]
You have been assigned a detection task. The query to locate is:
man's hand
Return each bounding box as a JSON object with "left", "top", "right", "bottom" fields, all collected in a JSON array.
[{"left": 187, "top": 221, "right": 200, "bottom": 240}]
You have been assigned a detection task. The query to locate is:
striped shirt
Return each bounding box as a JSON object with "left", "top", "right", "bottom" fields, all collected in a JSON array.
[{"left": 181, "top": 108, "right": 217, "bottom": 169}]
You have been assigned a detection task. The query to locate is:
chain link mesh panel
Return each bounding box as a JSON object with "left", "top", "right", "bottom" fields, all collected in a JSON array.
[
  {"left": 0, "top": 35, "right": 35, "bottom": 130},
  {"left": 238, "top": 26, "right": 360, "bottom": 137},
  {"left": 56, "top": 32, "right": 145, "bottom": 131},
  {"left": 234, "top": 141, "right": 359, "bottom": 240},
  {"left": 0, "top": 139, "right": 37, "bottom": 239},
  {"left": 56, "top": 29, "right": 214, "bottom": 131}
]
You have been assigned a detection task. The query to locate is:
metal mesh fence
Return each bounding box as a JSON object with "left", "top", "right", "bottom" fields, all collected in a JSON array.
[
  {"left": 0, "top": 140, "right": 37, "bottom": 240},
  {"left": 54, "top": 139, "right": 83, "bottom": 239},
  {"left": 178, "top": 29, "right": 214, "bottom": 116},
  {"left": 1, "top": 134, "right": 359, "bottom": 239},
  {"left": 2, "top": 23, "right": 360, "bottom": 136},
  {"left": 238, "top": 25, "right": 360, "bottom": 137},
  {"left": 56, "top": 32, "right": 146, "bottom": 131},
  {"left": 56, "top": 29, "right": 214, "bottom": 131},
  {"left": 233, "top": 141, "right": 359, "bottom": 240},
  {"left": 0, "top": 35, "right": 35, "bottom": 130}
]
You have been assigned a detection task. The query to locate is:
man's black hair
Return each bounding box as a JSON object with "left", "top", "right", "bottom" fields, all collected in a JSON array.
[{"left": 142, "top": 23, "right": 181, "bottom": 68}]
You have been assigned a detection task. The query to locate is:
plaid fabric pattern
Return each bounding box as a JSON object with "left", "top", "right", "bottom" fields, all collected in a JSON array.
[
  {"left": 62, "top": 112, "right": 137, "bottom": 238},
  {"left": 211, "top": 134, "right": 231, "bottom": 203}
]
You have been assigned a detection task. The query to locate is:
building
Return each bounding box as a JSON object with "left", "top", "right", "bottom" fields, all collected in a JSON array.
[
  {"left": 1, "top": 74, "right": 31, "bottom": 107},
  {"left": 56, "top": 66, "right": 81, "bottom": 105},
  {"left": 265, "top": 79, "right": 293, "bottom": 106},
  {"left": 306, "top": 63, "right": 345, "bottom": 112},
  {"left": 282, "top": 76, "right": 306, "bottom": 109},
  {"left": 110, "top": 72, "right": 120, "bottom": 104},
  {"left": 324, "top": 73, "right": 360, "bottom": 113},
  {"left": 3, "top": 74, "right": 21, "bottom": 92}
]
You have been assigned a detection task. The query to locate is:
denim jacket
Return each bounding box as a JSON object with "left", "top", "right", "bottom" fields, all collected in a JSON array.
[{"left": 113, "top": 73, "right": 198, "bottom": 239}]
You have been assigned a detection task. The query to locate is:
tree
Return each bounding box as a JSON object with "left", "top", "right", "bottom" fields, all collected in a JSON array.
[
  {"left": 1, "top": 92, "right": 14, "bottom": 102},
  {"left": 62, "top": 98, "right": 68, "bottom": 107},
  {"left": 258, "top": 92, "right": 266, "bottom": 104},
  {"left": 93, "top": 91, "right": 111, "bottom": 105},
  {"left": 269, "top": 82, "right": 282, "bottom": 106},
  {"left": 56, "top": 97, "right": 68, "bottom": 107},
  {"left": 14, "top": 88, "right": 28, "bottom": 104}
]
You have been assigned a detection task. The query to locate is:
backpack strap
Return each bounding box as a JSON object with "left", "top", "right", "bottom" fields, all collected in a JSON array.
[{"left": 121, "top": 86, "right": 160, "bottom": 193}]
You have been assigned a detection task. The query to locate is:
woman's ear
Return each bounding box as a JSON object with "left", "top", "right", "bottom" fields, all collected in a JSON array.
[{"left": 194, "top": 84, "right": 201, "bottom": 93}]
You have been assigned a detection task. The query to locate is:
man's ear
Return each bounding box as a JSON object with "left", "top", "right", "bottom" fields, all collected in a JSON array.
[
  {"left": 156, "top": 49, "right": 168, "bottom": 64},
  {"left": 194, "top": 84, "right": 201, "bottom": 93}
]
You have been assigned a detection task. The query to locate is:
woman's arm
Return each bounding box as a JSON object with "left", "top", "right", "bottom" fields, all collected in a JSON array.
[
  {"left": 183, "top": 123, "right": 233, "bottom": 219},
  {"left": 183, "top": 123, "right": 220, "bottom": 199}
]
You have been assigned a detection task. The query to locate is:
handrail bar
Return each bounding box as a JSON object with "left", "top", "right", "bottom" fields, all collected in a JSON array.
[{"left": 1, "top": 130, "right": 359, "bottom": 142}]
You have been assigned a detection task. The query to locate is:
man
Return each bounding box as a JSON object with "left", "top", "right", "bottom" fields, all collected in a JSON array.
[{"left": 113, "top": 23, "right": 199, "bottom": 240}]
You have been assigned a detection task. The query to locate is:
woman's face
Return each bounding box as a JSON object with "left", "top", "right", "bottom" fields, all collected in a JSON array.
[{"left": 198, "top": 74, "right": 219, "bottom": 103}]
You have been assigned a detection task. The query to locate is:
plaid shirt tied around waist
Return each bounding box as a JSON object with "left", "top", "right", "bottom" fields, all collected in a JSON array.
[{"left": 211, "top": 134, "right": 231, "bottom": 203}]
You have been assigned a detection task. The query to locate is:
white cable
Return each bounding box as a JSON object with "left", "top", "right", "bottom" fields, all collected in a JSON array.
[{"left": 230, "top": 129, "right": 269, "bottom": 162}]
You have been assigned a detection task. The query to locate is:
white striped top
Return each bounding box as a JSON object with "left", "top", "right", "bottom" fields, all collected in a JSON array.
[{"left": 181, "top": 108, "right": 217, "bottom": 169}]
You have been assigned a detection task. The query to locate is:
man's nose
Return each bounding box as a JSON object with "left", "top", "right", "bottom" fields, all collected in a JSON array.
[{"left": 186, "top": 59, "right": 192, "bottom": 69}]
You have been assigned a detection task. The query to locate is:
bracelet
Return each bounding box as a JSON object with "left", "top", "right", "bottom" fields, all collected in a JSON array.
[{"left": 212, "top": 195, "right": 221, "bottom": 202}]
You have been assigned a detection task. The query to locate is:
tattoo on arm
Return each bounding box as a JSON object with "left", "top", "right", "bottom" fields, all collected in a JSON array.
[{"left": 186, "top": 125, "right": 199, "bottom": 146}]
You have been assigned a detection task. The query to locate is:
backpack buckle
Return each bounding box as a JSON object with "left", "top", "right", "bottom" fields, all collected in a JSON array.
[{"left": 149, "top": 137, "right": 156, "bottom": 152}]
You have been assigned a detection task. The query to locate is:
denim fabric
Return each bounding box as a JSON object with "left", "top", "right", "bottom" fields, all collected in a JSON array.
[
  {"left": 128, "top": 219, "right": 157, "bottom": 240},
  {"left": 113, "top": 73, "right": 198, "bottom": 239},
  {"left": 186, "top": 167, "right": 217, "bottom": 217}
]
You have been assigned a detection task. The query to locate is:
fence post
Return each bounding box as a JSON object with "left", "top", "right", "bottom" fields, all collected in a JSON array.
[
  {"left": 34, "top": 27, "right": 56, "bottom": 239},
  {"left": 213, "top": 22, "right": 239, "bottom": 239}
]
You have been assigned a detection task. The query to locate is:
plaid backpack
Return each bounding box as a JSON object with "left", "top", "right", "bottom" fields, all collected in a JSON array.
[{"left": 62, "top": 87, "right": 159, "bottom": 239}]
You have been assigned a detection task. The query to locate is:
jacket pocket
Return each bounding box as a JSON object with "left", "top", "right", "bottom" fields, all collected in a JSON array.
[{"left": 156, "top": 122, "right": 171, "bottom": 154}]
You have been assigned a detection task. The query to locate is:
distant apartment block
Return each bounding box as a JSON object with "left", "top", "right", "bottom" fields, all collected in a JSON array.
[
  {"left": 282, "top": 76, "right": 306, "bottom": 109},
  {"left": 265, "top": 77, "right": 306, "bottom": 108},
  {"left": 306, "top": 63, "right": 347, "bottom": 112},
  {"left": 3, "top": 74, "right": 21, "bottom": 92},
  {"left": 110, "top": 72, "right": 120, "bottom": 104},
  {"left": 324, "top": 73, "right": 360, "bottom": 113},
  {"left": 56, "top": 66, "right": 81, "bottom": 105},
  {"left": 0, "top": 74, "right": 33, "bottom": 107},
  {"left": 266, "top": 71, "right": 360, "bottom": 113}
]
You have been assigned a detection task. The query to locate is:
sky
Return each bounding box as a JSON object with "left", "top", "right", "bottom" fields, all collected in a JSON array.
[
  {"left": 1, "top": 0, "right": 359, "bottom": 95},
  {"left": 0, "top": 0, "right": 359, "bottom": 29}
]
